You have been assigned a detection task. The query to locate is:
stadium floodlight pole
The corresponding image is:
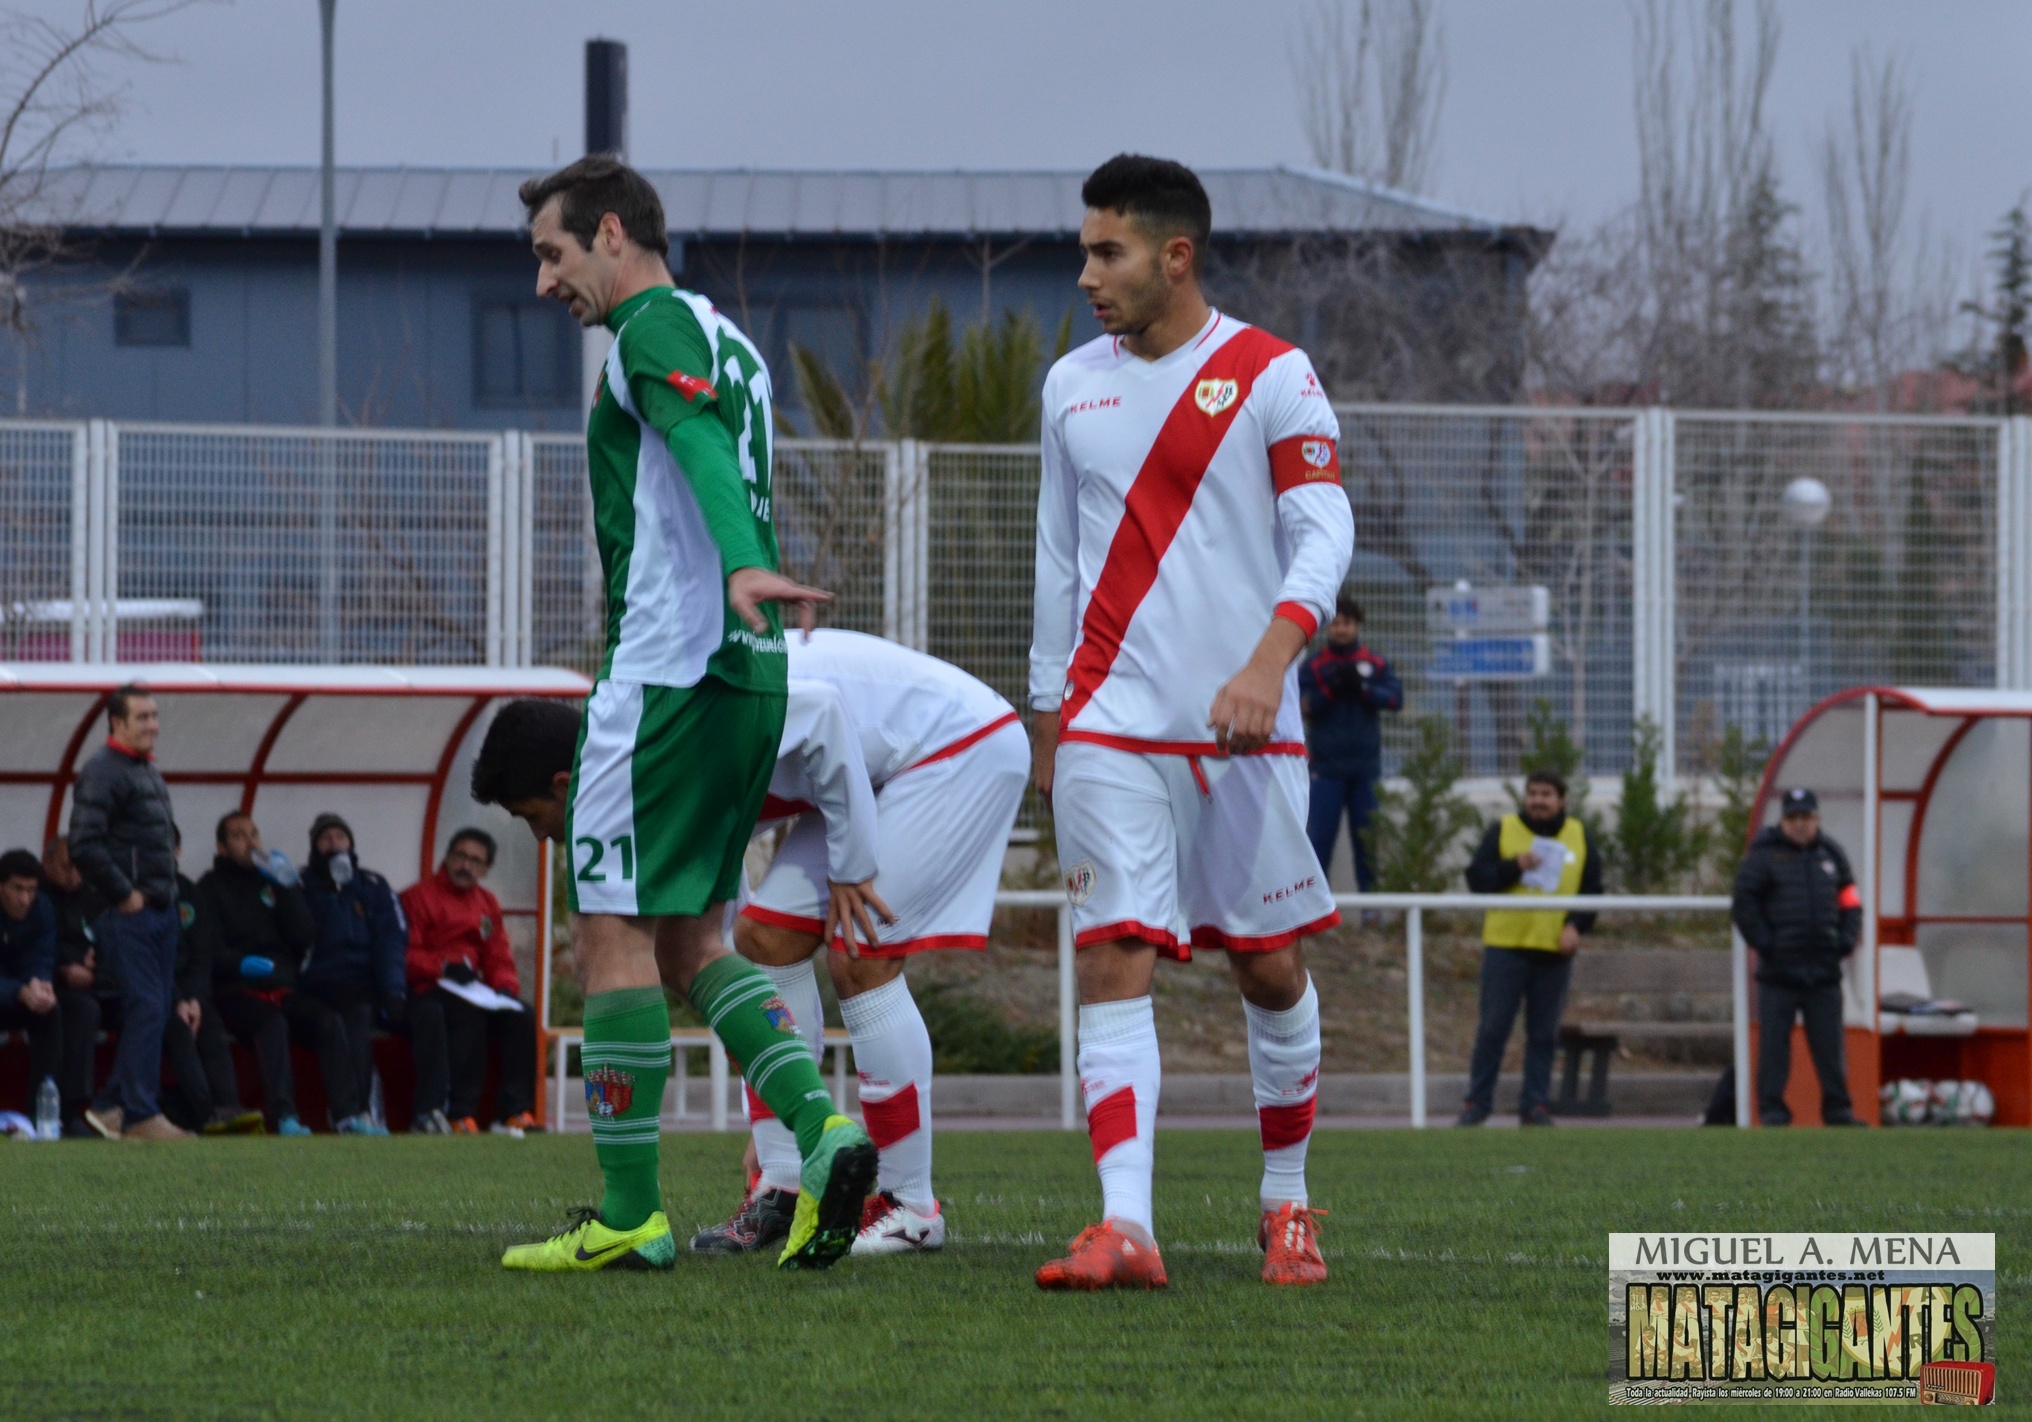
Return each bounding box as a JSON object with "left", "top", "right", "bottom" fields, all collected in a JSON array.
[
  {"left": 316, "top": 0, "right": 340, "bottom": 657},
  {"left": 317, "top": 0, "right": 337, "bottom": 428}
]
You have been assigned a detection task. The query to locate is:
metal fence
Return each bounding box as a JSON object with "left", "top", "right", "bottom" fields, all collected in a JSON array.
[{"left": 5, "top": 408, "right": 2029, "bottom": 779}]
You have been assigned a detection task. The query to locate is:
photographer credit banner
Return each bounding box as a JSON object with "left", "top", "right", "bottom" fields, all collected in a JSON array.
[{"left": 1609, "top": 1233, "right": 1994, "bottom": 1405}]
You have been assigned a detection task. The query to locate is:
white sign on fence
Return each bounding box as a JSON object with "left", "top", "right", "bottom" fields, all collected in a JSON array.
[{"left": 1425, "top": 584, "right": 1550, "bottom": 636}]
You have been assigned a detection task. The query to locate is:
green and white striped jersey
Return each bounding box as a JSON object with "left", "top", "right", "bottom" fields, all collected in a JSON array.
[{"left": 587, "top": 285, "right": 785, "bottom": 691}]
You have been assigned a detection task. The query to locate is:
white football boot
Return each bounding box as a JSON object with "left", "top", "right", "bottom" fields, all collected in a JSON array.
[{"left": 850, "top": 1191, "right": 946, "bottom": 1255}]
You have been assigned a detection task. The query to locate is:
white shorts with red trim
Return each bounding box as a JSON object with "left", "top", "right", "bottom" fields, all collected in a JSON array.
[
  {"left": 1052, "top": 738, "right": 1338, "bottom": 960},
  {"left": 743, "top": 720, "right": 1029, "bottom": 957}
]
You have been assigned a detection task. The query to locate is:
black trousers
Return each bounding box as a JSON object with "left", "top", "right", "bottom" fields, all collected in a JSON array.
[
  {"left": 1757, "top": 981, "right": 1852, "bottom": 1123},
  {"left": 215, "top": 989, "right": 364, "bottom": 1125},
  {"left": 0, "top": 999, "right": 63, "bottom": 1108},
  {"left": 1464, "top": 946, "right": 1575, "bottom": 1116},
  {"left": 408, "top": 988, "right": 535, "bottom": 1123},
  {"left": 54, "top": 986, "right": 100, "bottom": 1112},
  {"left": 297, "top": 981, "right": 379, "bottom": 1118}
]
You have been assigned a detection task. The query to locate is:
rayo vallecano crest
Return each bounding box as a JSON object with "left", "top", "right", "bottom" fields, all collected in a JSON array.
[
  {"left": 1194, "top": 378, "right": 1238, "bottom": 416},
  {"left": 1065, "top": 860, "right": 1097, "bottom": 906}
]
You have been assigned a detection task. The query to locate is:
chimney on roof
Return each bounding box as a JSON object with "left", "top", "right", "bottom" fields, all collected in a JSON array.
[{"left": 585, "top": 39, "right": 627, "bottom": 159}]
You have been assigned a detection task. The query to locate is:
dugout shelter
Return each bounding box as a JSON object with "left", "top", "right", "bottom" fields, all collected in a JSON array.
[
  {"left": 1754, "top": 688, "right": 2032, "bottom": 1126},
  {"left": 0, "top": 663, "right": 589, "bottom": 1124}
]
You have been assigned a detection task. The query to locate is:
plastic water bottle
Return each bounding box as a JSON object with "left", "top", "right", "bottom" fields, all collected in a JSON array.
[
  {"left": 261, "top": 848, "right": 300, "bottom": 888},
  {"left": 329, "top": 851, "right": 355, "bottom": 889},
  {"left": 368, "top": 1068, "right": 385, "bottom": 1130},
  {"left": 35, "top": 1077, "right": 60, "bottom": 1142}
]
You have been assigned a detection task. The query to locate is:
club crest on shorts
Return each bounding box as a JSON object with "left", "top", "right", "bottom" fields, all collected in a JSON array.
[
  {"left": 584, "top": 1065, "right": 635, "bottom": 1119},
  {"left": 1300, "top": 438, "right": 1335, "bottom": 469},
  {"left": 1194, "top": 378, "right": 1238, "bottom": 416},
  {"left": 761, "top": 995, "right": 798, "bottom": 1034},
  {"left": 1065, "top": 860, "right": 1097, "bottom": 907}
]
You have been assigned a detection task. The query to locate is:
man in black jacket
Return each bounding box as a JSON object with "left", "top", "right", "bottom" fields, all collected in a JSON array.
[
  {"left": 298, "top": 813, "right": 405, "bottom": 1132},
  {"left": 1733, "top": 787, "right": 1863, "bottom": 1127},
  {"left": 0, "top": 849, "right": 63, "bottom": 1118},
  {"left": 69, "top": 684, "right": 192, "bottom": 1141},
  {"left": 200, "top": 811, "right": 370, "bottom": 1135}
]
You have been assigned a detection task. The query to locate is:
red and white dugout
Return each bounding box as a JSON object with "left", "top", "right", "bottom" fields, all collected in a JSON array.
[
  {"left": 1755, "top": 687, "right": 2032, "bottom": 1126},
  {"left": 0, "top": 663, "right": 590, "bottom": 1040}
]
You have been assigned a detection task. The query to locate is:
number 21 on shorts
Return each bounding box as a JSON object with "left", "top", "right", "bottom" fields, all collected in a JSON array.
[{"left": 576, "top": 834, "right": 635, "bottom": 883}]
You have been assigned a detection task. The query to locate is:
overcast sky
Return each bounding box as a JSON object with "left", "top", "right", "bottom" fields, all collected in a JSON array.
[{"left": 34, "top": 0, "right": 2032, "bottom": 250}]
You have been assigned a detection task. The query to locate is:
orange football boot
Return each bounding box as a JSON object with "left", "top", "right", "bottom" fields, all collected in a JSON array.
[
  {"left": 1034, "top": 1222, "right": 1169, "bottom": 1291},
  {"left": 450, "top": 1116, "right": 481, "bottom": 1135},
  {"left": 1259, "top": 1203, "right": 1328, "bottom": 1286}
]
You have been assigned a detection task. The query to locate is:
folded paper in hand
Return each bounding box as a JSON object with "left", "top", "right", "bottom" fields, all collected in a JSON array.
[
  {"left": 437, "top": 977, "right": 522, "bottom": 1012},
  {"left": 1520, "top": 837, "right": 1570, "bottom": 893}
]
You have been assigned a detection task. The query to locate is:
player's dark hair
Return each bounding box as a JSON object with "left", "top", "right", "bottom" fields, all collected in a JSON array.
[
  {"left": 1335, "top": 592, "right": 1364, "bottom": 623},
  {"left": 1081, "top": 154, "right": 1212, "bottom": 263},
  {"left": 448, "top": 828, "right": 497, "bottom": 867},
  {"left": 518, "top": 155, "right": 669, "bottom": 256},
  {"left": 1524, "top": 769, "right": 1568, "bottom": 799},
  {"left": 215, "top": 810, "right": 253, "bottom": 847},
  {"left": 471, "top": 698, "right": 582, "bottom": 807},
  {"left": 106, "top": 682, "right": 151, "bottom": 729},
  {"left": 0, "top": 848, "right": 40, "bottom": 884}
]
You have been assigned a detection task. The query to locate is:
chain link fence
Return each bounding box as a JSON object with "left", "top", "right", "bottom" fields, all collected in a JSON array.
[
  {"left": 110, "top": 425, "right": 497, "bottom": 663},
  {"left": 1674, "top": 414, "right": 2000, "bottom": 768},
  {"left": 5, "top": 411, "right": 2023, "bottom": 788},
  {"left": 1337, "top": 405, "right": 1639, "bottom": 777},
  {"left": 0, "top": 421, "right": 80, "bottom": 661}
]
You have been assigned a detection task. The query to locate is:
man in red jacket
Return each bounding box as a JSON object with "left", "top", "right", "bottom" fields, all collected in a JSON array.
[{"left": 399, "top": 829, "right": 537, "bottom": 1136}]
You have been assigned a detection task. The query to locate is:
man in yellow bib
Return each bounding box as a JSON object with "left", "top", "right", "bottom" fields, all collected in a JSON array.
[{"left": 1457, "top": 770, "right": 1602, "bottom": 1126}]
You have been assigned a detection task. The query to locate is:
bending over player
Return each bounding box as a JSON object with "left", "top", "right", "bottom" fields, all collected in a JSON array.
[
  {"left": 1029, "top": 156, "right": 1354, "bottom": 1289},
  {"left": 694, "top": 628, "right": 1027, "bottom": 1257},
  {"left": 496, "top": 156, "right": 875, "bottom": 1274}
]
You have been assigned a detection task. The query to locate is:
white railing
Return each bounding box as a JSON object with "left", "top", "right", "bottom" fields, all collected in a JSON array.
[{"left": 565, "top": 889, "right": 1743, "bottom": 1134}]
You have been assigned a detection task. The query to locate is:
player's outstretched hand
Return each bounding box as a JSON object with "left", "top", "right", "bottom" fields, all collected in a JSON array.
[
  {"left": 727, "top": 566, "right": 831, "bottom": 636},
  {"left": 1208, "top": 660, "right": 1285, "bottom": 755},
  {"left": 826, "top": 878, "right": 895, "bottom": 959}
]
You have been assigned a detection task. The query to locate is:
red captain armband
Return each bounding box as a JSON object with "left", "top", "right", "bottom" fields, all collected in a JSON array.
[
  {"left": 1274, "top": 601, "right": 1319, "bottom": 640},
  {"left": 1269, "top": 435, "right": 1341, "bottom": 493},
  {"left": 1837, "top": 884, "right": 1862, "bottom": 910},
  {"left": 666, "top": 370, "right": 719, "bottom": 403}
]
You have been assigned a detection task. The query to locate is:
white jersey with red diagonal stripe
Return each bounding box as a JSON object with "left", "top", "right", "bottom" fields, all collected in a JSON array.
[
  {"left": 745, "top": 629, "right": 1027, "bottom": 955},
  {"left": 758, "top": 629, "right": 1019, "bottom": 882},
  {"left": 1028, "top": 310, "right": 1354, "bottom": 747}
]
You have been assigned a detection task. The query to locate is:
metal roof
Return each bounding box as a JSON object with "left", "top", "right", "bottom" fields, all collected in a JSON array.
[
  {"left": 27, "top": 163, "right": 1530, "bottom": 241},
  {"left": 0, "top": 662, "right": 592, "bottom": 695}
]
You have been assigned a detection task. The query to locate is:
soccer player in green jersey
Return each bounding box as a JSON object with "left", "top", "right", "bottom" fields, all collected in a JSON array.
[{"left": 499, "top": 156, "right": 876, "bottom": 1273}]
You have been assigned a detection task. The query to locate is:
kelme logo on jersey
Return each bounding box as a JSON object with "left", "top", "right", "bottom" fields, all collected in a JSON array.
[
  {"left": 1300, "top": 438, "right": 1335, "bottom": 469},
  {"left": 584, "top": 1065, "right": 635, "bottom": 1119},
  {"left": 761, "top": 995, "right": 798, "bottom": 1034},
  {"left": 1194, "top": 378, "right": 1239, "bottom": 417},
  {"left": 1065, "top": 861, "right": 1097, "bottom": 907}
]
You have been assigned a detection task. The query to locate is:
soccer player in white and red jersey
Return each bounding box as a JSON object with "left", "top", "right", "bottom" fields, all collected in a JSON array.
[
  {"left": 692, "top": 629, "right": 1029, "bottom": 1258},
  {"left": 1029, "top": 155, "right": 1354, "bottom": 1290}
]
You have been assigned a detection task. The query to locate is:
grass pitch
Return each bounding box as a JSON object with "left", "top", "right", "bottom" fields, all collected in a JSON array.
[{"left": 4, "top": 1127, "right": 2022, "bottom": 1420}]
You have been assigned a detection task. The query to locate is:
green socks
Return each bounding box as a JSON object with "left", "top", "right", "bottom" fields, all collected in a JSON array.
[
  {"left": 690, "top": 954, "right": 836, "bottom": 1157},
  {"left": 581, "top": 987, "right": 671, "bottom": 1231}
]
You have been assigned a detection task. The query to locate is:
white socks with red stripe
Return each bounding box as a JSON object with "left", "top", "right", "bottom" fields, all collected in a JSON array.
[
  {"left": 1246, "top": 977, "right": 1321, "bottom": 1209},
  {"left": 1078, "top": 996, "right": 1161, "bottom": 1238},
  {"left": 837, "top": 973, "right": 935, "bottom": 1213},
  {"left": 747, "top": 956, "right": 825, "bottom": 1194}
]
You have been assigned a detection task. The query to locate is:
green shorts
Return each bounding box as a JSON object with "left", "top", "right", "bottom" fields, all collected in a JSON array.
[{"left": 567, "top": 676, "right": 786, "bottom": 918}]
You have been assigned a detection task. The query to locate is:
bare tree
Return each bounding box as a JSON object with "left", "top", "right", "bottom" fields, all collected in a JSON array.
[
  {"left": 1291, "top": 0, "right": 1445, "bottom": 194},
  {"left": 0, "top": 2, "right": 207, "bottom": 368}
]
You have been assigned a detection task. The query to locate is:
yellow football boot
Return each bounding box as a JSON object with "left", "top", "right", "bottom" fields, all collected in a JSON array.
[
  {"left": 502, "top": 1208, "right": 676, "bottom": 1272},
  {"left": 777, "top": 1115, "right": 879, "bottom": 1271}
]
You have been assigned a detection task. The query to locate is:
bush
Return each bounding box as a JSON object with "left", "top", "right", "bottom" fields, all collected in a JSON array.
[
  {"left": 1708, "top": 722, "right": 1770, "bottom": 886},
  {"left": 1615, "top": 715, "right": 1703, "bottom": 892},
  {"left": 915, "top": 984, "right": 1058, "bottom": 1074},
  {"left": 1364, "top": 714, "right": 1481, "bottom": 891}
]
